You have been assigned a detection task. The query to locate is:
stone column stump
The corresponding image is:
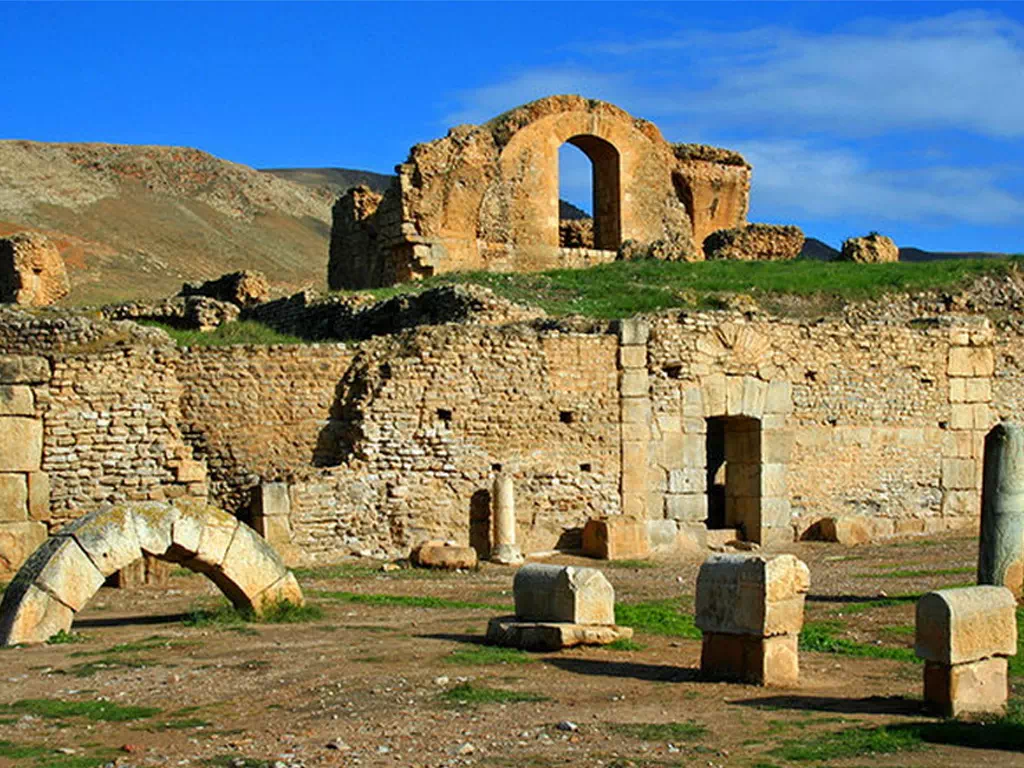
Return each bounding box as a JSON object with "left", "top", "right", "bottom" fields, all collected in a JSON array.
[
  {"left": 915, "top": 586, "right": 1016, "bottom": 717},
  {"left": 581, "top": 516, "right": 649, "bottom": 560},
  {"left": 695, "top": 553, "right": 810, "bottom": 686},
  {"left": 486, "top": 563, "right": 633, "bottom": 650},
  {"left": 490, "top": 474, "right": 523, "bottom": 564},
  {"left": 978, "top": 423, "right": 1024, "bottom": 597}
]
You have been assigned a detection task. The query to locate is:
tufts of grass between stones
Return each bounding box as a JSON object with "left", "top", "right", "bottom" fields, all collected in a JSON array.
[
  {"left": 183, "top": 597, "right": 323, "bottom": 628},
  {"left": 141, "top": 320, "right": 311, "bottom": 347},
  {"left": 338, "top": 257, "right": 1023, "bottom": 320},
  {"left": 0, "top": 740, "right": 121, "bottom": 768},
  {"left": 607, "top": 721, "right": 706, "bottom": 742},
  {"left": 799, "top": 620, "right": 917, "bottom": 662},
  {"left": 614, "top": 599, "right": 701, "bottom": 639},
  {"left": 0, "top": 698, "right": 160, "bottom": 722},
  {"left": 311, "top": 589, "right": 508, "bottom": 611},
  {"left": 443, "top": 645, "right": 533, "bottom": 665}
]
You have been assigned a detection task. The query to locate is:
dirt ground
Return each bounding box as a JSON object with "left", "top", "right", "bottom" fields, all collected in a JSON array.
[{"left": 1, "top": 532, "right": 1021, "bottom": 768}]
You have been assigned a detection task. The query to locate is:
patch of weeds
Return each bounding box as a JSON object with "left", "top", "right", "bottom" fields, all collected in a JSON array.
[
  {"left": 439, "top": 682, "right": 549, "bottom": 707},
  {"left": 882, "top": 624, "right": 916, "bottom": 637},
  {"left": 607, "top": 721, "right": 706, "bottom": 741},
  {"left": 444, "top": 646, "right": 533, "bottom": 665},
  {"left": 826, "top": 593, "right": 919, "bottom": 615},
  {"left": 1010, "top": 607, "right": 1024, "bottom": 678},
  {"left": 184, "top": 602, "right": 249, "bottom": 628},
  {"left": 143, "top": 319, "right": 309, "bottom": 347},
  {"left": 799, "top": 620, "right": 917, "bottom": 662},
  {"left": 313, "top": 590, "right": 506, "bottom": 611},
  {"left": 856, "top": 566, "right": 974, "bottom": 579},
  {"left": 294, "top": 562, "right": 448, "bottom": 581},
  {"left": 235, "top": 659, "right": 272, "bottom": 671},
  {"left": 67, "top": 657, "right": 152, "bottom": 678},
  {"left": 0, "top": 698, "right": 160, "bottom": 722},
  {"left": 73, "top": 635, "right": 191, "bottom": 656},
  {"left": 601, "top": 637, "right": 646, "bottom": 651},
  {"left": 170, "top": 706, "right": 202, "bottom": 716},
  {"left": 257, "top": 597, "right": 323, "bottom": 623},
  {"left": 313, "top": 624, "right": 339, "bottom": 632},
  {"left": 615, "top": 600, "right": 701, "bottom": 638},
  {"left": 46, "top": 630, "right": 87, "bottom": 645},
  {"left": 170, "top": 567, "right": 197, "bottom": 578},
  {"left": 770, "top": 724, "right": 924, "bottom": 761}
]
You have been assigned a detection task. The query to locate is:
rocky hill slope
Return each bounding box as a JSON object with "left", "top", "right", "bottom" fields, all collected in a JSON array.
[{"left": 0, "top": 141, "right": 339, "bottom": 304}]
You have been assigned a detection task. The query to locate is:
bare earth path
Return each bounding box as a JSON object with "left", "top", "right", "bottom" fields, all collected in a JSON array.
[{"left": 0, "top": 533, "right": 1021, "bottom": 768}]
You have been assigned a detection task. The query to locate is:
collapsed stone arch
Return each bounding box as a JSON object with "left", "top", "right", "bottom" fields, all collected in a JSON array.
[{"left": 0, "top": 501, "right": 303, "bottom": 645}]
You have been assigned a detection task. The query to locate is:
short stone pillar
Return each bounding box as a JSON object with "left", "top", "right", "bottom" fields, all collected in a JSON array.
[
  {"left": 486, "top": 564, "right": 633, "bottom": 650},
  {"left": 695, "top": 553, "right": 810, "bottom": 686},
  {"left": 491, "top": 474, "right": 523, "bottom": 565},
  {"left": 250, "top": 482, "right": 297, "bottom": 565},
  {"left": 582, "top": 516, "right": 649, "bottom": 560},
  {"left": 978, "top": 423, "right": 1024, "bottom": 597},
  {"left": 915, "top": 586, "right": 1016, "bottom": 717}
]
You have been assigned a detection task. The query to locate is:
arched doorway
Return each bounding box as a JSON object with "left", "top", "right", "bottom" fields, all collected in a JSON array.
[{"left": 559, "top": 134, "right": 621, "bottom": 251}]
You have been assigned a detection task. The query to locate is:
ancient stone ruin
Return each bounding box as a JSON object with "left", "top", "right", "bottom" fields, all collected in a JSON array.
[
  {"left": 977, "top": 422, "right": 1024, "bottom": 597},
  {"left": 696, "top": 553, "right": 810, "bottom": 686},
  {"left": 839, "top": 232, "right": 899, "bottom": 263},
  {"left": 915, "top": 585, "right": 1017, "bottom": 716},
  {"left": 0, "top": 500, "right": 303, "bottom": 645},
  {"left": 486, "top": 563, "right": 632, "bottom": 650},
  {"left": 328, "top": 95, "right": 752, "bottom": 289},
  {"left": 0, "top": 232, "right": 71, "bottom": 306}
]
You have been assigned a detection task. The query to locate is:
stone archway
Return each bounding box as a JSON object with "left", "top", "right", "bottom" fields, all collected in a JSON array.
[
  {"left": 0, "top": 501, "right": 303, "bottom": 645},
  {"left": 561, "top": 134, "right": 622, "bottom": 250}
]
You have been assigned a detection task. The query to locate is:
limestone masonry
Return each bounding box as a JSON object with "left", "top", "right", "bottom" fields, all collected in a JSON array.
[{"left": 328, "top": 95, "right": 751, "bottom": 289}]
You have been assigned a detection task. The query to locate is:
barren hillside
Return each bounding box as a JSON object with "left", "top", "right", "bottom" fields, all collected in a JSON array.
[{"left": 0, "top": 141, "right": 337, "bottom": 304}]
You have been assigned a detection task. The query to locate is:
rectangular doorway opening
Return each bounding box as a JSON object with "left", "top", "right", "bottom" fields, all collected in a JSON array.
[{"left": 705, "top": 415, "right": 761, "bottom": 538}]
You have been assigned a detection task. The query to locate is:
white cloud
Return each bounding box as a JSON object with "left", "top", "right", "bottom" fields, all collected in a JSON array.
[{"left": 740, "top": 139, "right": 1024, "bottom": 225}]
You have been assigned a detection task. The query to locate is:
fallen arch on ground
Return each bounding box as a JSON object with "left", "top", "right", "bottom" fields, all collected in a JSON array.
[{"left": 0, "top": 501, "right": 304, "bottom": 645}]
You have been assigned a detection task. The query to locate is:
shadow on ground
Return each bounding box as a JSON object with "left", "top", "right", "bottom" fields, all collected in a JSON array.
[
  {"left": 547, "top": 657, "right": 700, "bottom": 683},
  {"left": 734, "top": 694, "right": 925, "bottom": 716},
  {"left": 73, "top": 613, "right": 190, "bottom": 629}
]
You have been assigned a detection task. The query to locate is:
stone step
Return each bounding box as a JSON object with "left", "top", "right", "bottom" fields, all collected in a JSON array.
[{"left": 706, "top": 528, "right": 742, "bottom": 548}]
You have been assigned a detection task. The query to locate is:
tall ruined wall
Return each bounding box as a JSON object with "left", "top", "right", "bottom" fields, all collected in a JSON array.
[
  {"left": 173, "top": 345, "right": 354, "bottom": 513},
  {"left": 292, "top": 326, "right": 622, "bottom": 558},
  {"left": 328, "top": 95, "right": 750, "bottom": 289}
]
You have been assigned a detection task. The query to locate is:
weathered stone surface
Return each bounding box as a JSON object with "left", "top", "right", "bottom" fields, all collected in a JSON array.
[
  {"left": 0, "top": 232, "right": 70, "bottom": 306},
  {"left": 252, "top": 571, "right": 305, "bottom": 612},
  {"left": 30, "top": 536, "right": 105, "bottom": 612},
  {"left": 61, "top": 503, "right": 143, "bottom": 577},
  {"left": 581, "top": 516, "right": 649, "bottom": 560},
  {"left": 26, "top": 472, "right": 48, "bottom": 520},
  {"left": 0, "top": 385, "right": 33, "bottom": 416},
  {"left": 915, "top": 586, "right": 1017, "bottom": 665},
  {"left": 514, "top": 564, "right": 616, "bottom": 625},
  {"left": 0, "top": 582, "right": 74, "bottom": 646},
  {"left": 0, "top": 521, "right": 46, "bottom": 574},
  {"left": 209, "top": 524, "right": 290, "bottom": 609},
  {"left": 818, "top": 516, "right": 872, "bottom": 546},
  {"left": 978, "top": 423, "right": 1024, "bottom": 596},
  {"left": 695, "top": 554, "right": 810, "bottom": 637},
  {"left": 949, "top": 347, "right": 995, "bottom": 378},
  {"left": 188, "top": 506, "right": 240, "bottom": 572},
  {"left": 131, "top": 501, "right": 177, "bottom": 556},
  {"left": 411, "top": 540, "right": 478, "bottom": 570},
  {"left": 0, "top": 473, "right": 28, "bottom": 522},
  {"left": 486, "top": 616, "right": 633, "bottom": 650},
  {"left": 703, "top": 224, "right": 804, "bottom": 262},
  {"left": 0, "top": 356, "right": 49, "bottom": 385},
  {"left": 0, "top": 418, "right": 42, "bottom": 472},
  {"left": 924, "top": 657, "right": 1009, "bottom": 717},
  {"left": 181, "top": 270, "right": 270, "bottom": 308},
  {"left": 839, "top": 233, "right": 898, "bottom": 264},
  {"left": 701, "top": 632, "right": 799, "bottom": 687}
]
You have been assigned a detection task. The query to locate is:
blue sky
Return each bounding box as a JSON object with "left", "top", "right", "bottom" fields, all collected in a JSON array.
[{"left": 2, "top": 1, "right": 1022, "bottom": 253}]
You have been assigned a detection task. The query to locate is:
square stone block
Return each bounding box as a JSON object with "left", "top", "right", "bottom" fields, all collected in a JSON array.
[
  {"left": 726, "top": 377, "right": 745, "bottom": 416},
  {"left": 618, "top": 318, "right": 649, "bottom": 346},
  {"left": 514, "top": 564, "right": 616, "bottom": 625},
  {"left": 702, "top": 373, "right": 726, "bottom": 417},
  {"left": 948, "top": 347, "right": 994, "bottom": 378},
  {"left": 665, "top": 493, "right": 707, "bottom": 522},
  {"left": 764, "top": 380, "right": 793, "bottom": 415},
  {"left": 0, "top": 473, "right": 28, "bottom": 522},
  {"left": 0, "top": 386, "right": 33, "bottom": 416},
  {"left": 696, "top": 554, "right": 809, "bottom": 637},
  {"left": 618, "top": 346, "right": 646, "bottom": 369},
  {"left": 667, "top": 468, "right": 704, "bottom": 494},
  {"left": 965, "top": 378, "right": 992, "bottom": 403},
  {"left": 942, "top": 458, "right": 977, "bottom": 490},
  {"left": 620, "top": 370, "right": 649, "bottom": 397},
  {"left": 0, "top": 520, "right": 46, "bottom": 574},
  {"left": 582, "top": 516, "right": 649, "bottom": 560},
  {"left": 0, "top": 356, "right": 49, "bottom": 385},
  {"left": 621, "top": 397, "right": 648, "bottom": 424},
  {"left": 916, "top": 586, "right": 1017, "bottom": 665},
  {"left": 949, "top": 377, "right": 967, "bottom": 403},
  {"left": 761, "top": 464, "right": 787, "bottom": 497},
  {"left": 700, "top": 632, "right": 799, "bottom": 687},
  {"left": 761, "top": 431, "right": 794, "bottom": 463},
  {"left": 0, "top": 418, "right": 42, "bottom": 472},
  {"left": 487, "top": 616, "right": 633, "bottom": 651},
  {"left": 35, "top": 537, "right": 106, "bottom": 612},
  {"left": 924, "top": 657, "right": 1008, "bottom": 717},
  {"left": 742, "top": 377, "right": 767, "bottom": 418}
]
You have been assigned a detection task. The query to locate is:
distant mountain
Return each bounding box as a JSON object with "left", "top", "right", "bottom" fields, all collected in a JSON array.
[
  {"left": 0, "top": 141, "right": 336, "bottom": 304},
  {"left": 799, "top": 236, "right": 1012, "bottom": 263},
  {"left": 262, "top": 167, "right": 393, "bottom": 196},
  {"left": 559, "top": 200, "right": 590, "bottom": 220}
]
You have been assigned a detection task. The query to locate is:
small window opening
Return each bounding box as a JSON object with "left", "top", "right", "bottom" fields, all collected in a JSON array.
[
  {"left": 663, "top": 364, "right": 683, "bottom": 379},
  {"left": 491, "top": 463, "right": 503, "bottom": 472},
  {"left": 580, "top": 462, "right": 592, "bottom": 472},
  {"left": 437, "top": 408, "right": 452, "bottom": 424},
  {"left": 560, "top": 410, "right": 575, "bottom": 424}
]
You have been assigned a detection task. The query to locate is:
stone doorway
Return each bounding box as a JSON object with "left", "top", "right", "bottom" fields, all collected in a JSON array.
[{"left": 705, "top": 415, "right": 762, "bottom": 536}]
